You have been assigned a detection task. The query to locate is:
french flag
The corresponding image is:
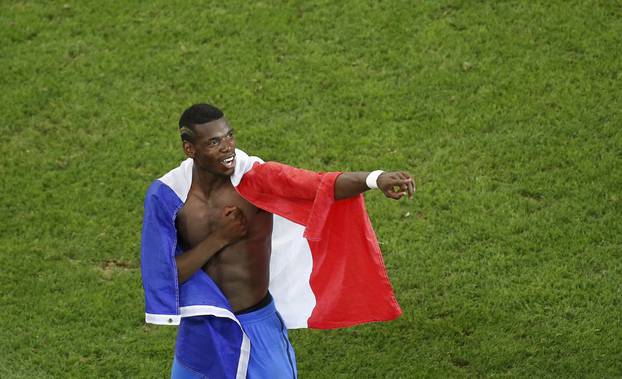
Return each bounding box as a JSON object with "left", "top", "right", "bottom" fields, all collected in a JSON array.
[{"left": 141, "top": 149, "right": 401, "bottom": 377}]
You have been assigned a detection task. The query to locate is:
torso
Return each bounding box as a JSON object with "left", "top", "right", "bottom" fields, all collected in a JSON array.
[{"left": 176, "top": 180, "right": 272, "bottom": 312}]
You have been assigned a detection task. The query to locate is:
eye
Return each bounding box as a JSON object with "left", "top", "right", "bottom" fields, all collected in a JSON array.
[{"left": 208, "top": 139, "right": 219, "bottom": 146}]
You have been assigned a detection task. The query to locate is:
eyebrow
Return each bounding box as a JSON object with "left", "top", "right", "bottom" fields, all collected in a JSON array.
[{"left": 205, "top": 128, "right": 234, "bottom": 142}]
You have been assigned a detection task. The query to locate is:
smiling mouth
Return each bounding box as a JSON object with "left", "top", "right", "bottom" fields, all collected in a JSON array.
[{"left": 221, "top": 155, "right": 235, "bottom": 169}]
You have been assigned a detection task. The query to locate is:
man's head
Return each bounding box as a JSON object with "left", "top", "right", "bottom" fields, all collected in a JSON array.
[{"left": 178, "top": 103, "right": 236, "bottom": 176}]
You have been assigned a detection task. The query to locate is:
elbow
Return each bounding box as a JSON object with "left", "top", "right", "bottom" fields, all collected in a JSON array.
[{"left": 175, "top": 261, "right": 190, "bottom": 285}]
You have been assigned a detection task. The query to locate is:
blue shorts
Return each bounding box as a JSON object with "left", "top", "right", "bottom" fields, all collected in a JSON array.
[{"left": 172, "top": 296, "right": 297, "bottom": 379}]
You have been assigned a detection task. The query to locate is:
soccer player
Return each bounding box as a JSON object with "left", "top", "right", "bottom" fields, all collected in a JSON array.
[{"left": 141, "top": 103, "right": 414, "bottom": 378}]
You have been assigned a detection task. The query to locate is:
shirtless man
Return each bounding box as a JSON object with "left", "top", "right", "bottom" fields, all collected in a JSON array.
[{"left": 169, "top": 104, "right": 414, "bottom": 378}]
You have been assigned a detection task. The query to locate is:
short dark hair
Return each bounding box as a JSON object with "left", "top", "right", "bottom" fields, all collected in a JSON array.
[{"left": 178, "top": 103, "right": 224, "bottom": 142}]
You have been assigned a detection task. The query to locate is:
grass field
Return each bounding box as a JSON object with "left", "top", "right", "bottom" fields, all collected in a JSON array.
[{"left": 1, "top": 1, "right": 621, "bottom": 377}]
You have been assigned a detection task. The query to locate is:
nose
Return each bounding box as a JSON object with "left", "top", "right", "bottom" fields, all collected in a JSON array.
[{"left": 220, "top": 136, "right": 235, "bottom": 152}]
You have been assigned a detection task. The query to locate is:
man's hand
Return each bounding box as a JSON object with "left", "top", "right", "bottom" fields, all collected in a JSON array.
[
  {"left": 216, "top": 205, "right": 248, "bottom": 245},
  {"left": 377, "top": 171, "right": 415, "bottom": 200},
  {"left": 175, "top": 205, "right": 248, "bottom": 284}
]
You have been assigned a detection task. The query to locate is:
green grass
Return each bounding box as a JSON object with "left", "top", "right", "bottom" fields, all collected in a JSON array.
[{"left": 1, "top": 0, "right": 621, "bottom": 377}]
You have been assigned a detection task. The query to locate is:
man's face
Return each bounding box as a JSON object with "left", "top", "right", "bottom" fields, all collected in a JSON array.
[{"left": 184, "top": 118, "right": 236, "bottom": 176}]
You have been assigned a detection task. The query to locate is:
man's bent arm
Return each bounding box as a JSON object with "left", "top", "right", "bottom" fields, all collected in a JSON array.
[
  {"left": 335, "top": 171, "right": 415, "bottom": 200},
  {"left": 175, "top": 233, "right": 228, "bottom": 284},
  {"left": 175, "top": 205, "right": 247, "bottom": 283}
]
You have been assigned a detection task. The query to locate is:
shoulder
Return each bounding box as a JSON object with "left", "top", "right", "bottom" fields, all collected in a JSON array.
[
  {"left": 156, "top": 159, "right": 193, "bottom": 202},
  {"left": 231, "top": 148, "right": 264, "bottom": 187}
]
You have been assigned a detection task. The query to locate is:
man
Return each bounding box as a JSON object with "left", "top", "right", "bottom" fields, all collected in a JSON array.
[{"left": 141, "top": 103, "right": 415, "bottom": 378}]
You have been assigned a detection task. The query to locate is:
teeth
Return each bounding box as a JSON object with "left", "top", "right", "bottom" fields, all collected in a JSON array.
[{"left": 222, "top": 156, "right": 234, "bottom": 165}]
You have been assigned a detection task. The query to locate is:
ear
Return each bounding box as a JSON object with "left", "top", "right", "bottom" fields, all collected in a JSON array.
[{"left": 182, "top": 141, "right": 195, "bottom": 159}]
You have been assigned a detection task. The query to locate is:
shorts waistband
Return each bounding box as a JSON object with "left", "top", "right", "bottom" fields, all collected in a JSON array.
[
  {"left": 235, "top": 292, "right": 272, "bottom": 315},
  {"left": 235, "top": 294, "right": 277, "bottom": 324}
]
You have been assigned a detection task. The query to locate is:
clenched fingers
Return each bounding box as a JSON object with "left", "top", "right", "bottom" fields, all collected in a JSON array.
[{"left": 379, "top": 171, "right": 415, "bottom": 200}]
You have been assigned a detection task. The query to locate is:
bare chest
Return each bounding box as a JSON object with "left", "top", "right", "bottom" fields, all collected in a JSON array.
[{"left": 176, "top": 185, "right": 259, "bottom": 249}]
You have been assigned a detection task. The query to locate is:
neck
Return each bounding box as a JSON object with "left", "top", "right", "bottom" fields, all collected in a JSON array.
[{"left": 192, "top": 163, "right": 229, "bottom": 197}]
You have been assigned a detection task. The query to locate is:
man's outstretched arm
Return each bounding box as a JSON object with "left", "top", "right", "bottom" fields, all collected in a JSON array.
[{"left": 334, "top": 171, "right": 415, "bottom": 200}]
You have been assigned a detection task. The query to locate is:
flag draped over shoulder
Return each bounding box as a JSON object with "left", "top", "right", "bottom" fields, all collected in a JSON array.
[
  {"left": 235, "top": 160, "right": 402, "bottom": 328},
  {"left": 140, "top": 149, "right": 401, "bottom": 378}
]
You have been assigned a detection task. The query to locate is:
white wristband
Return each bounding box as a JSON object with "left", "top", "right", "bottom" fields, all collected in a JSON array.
[{"left": 365, "top": 170, "right": 384, "bottom": 189}]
